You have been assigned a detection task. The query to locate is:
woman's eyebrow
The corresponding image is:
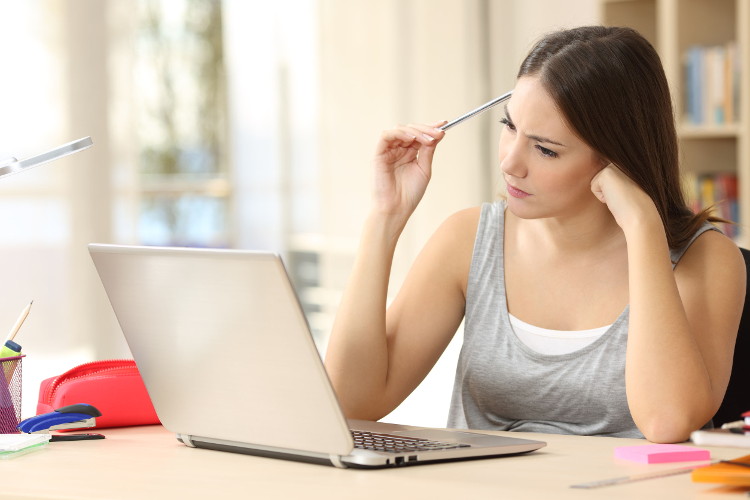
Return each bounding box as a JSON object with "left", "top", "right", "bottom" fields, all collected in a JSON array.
[{"left": 505, "top": 105, "right": 567, "bottom": 148}]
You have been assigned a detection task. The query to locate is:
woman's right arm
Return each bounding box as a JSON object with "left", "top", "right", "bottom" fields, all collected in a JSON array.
[{"left": 324, "top": 122, "right": 472, "bottom": 420}]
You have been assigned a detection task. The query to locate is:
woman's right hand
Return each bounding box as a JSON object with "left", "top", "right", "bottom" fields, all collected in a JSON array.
[{"left": 372, "top": 122, "right": 446, "bottom": 220}]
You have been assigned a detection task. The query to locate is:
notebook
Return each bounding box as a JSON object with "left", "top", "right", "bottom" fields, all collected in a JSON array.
[{"left": 88, "top": 243, "right": 546, "bottom": 468}]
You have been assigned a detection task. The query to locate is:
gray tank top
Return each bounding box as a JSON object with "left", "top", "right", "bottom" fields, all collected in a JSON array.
[{"left": 446, "top": 201, "right": 717, "bottom": 437}]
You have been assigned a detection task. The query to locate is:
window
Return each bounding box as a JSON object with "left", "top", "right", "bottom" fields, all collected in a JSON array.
[{"left": 124, "top": 0, "right": 230, "bottom": 248}]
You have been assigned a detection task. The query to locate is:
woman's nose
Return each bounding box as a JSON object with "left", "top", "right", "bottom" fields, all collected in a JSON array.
[{"left": 499, "top": 138, "right": 527, "bottom": 178}]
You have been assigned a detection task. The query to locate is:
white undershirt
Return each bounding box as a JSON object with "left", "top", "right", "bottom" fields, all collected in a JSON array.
[{"left": 508, "top": 313, "right": 611, "bottom": 355}]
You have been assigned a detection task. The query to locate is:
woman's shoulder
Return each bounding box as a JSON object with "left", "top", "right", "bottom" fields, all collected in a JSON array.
[
  {"left": 432, "top": 206, "right": 482, "bottom": 246},
  {"left": 427, "top": 202, "right": 508, "bottom": 258},
  {"left": 679, "top": 226, "right": 746, "bottom": 278},
  {"left": 685, "top": 226, "right": 741, "bottom": 256},
  {"left": 422, "top": 206, "right": 484, "bottom": 255},
  {"left": 441, "top": 201, "right": 504, "bottom": 229},
  {"left": 441, "top": 202, "right": 503, "bottom": 234},
  {"left": 676, "top": 227, "right": 746, "bottom": 347},
  {"left": 445, "top": 205, "right": 482, "bottom": 224}
]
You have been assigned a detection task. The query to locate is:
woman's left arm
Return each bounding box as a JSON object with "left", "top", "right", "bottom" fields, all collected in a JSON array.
[{"left": 591, "top": 165, "right": 746, "bottom": 443}]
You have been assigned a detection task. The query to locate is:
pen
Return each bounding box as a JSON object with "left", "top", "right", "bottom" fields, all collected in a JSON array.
[{"left": 440, "top": 90, "right": 513, "bottom": 131}]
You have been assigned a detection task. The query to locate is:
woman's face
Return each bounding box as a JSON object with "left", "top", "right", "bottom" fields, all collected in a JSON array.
[{"left": 499, "top": 76, "right": 604, "bottom": 220}]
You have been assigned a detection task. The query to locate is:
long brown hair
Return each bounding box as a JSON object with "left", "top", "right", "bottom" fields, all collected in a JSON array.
[{"left": 518, "top": 26, "right": 721, "bottom": 250}]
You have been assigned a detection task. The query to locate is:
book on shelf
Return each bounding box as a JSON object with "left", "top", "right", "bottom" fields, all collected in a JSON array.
[
  {"left": 683, "top": 42, "right": 740, "bottom": 126},
  {"left": 684, "top": 172, "right": 740, "bottom": 239}
]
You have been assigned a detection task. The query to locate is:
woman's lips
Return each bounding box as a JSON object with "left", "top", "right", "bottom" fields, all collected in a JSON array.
[{"left": 507, "top": 183, "right": 531, "bottom": 198}]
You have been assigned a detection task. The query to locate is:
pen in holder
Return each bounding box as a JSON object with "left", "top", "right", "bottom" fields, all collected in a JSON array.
[{"left": 0, "top": 355, "right": 24, "bottom": 433}]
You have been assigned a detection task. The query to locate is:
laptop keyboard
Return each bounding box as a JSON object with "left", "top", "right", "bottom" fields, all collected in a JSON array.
[{"left": 351, "top": 430, "right": 471, "bottom": 453}]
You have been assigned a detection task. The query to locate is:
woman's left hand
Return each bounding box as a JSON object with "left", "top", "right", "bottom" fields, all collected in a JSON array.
[{"left": 590, "top": 163, "right": 661, "bottom": 234}]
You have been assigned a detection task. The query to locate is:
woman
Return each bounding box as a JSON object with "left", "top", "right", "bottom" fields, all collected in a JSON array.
[{"left": 324, "top": 26, "right": 745, "bottom": 443}]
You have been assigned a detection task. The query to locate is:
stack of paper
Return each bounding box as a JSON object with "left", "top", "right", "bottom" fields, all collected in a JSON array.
[{"left": 0, "top": 434, "right": 51, "bottom": 459}]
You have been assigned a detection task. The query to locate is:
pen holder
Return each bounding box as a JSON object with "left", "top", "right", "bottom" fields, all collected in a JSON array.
[{"left": 0, "top": 356, "right": 23, "bottom": 433}]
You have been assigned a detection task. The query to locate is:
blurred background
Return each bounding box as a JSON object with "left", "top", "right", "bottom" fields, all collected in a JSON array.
[{"left": 0, "top": 0, "right": 618, "bottom": 424}]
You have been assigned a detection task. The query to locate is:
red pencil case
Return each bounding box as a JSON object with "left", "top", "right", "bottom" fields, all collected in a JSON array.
[{"left": 37, "top": 359, "right": 160, "bottom": 428}]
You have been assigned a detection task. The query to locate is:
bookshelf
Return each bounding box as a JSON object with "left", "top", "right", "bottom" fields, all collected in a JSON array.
[{"left": 600, "top": 0, "right": 750, "bottom": 244}]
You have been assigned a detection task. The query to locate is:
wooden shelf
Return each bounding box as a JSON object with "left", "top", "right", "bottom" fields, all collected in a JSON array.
[
  {"left": 601, "top": 0, "right": 749, "bottom": 245},
  {"left": 679, "top": 123, "right": 741, "bottom": 139}
]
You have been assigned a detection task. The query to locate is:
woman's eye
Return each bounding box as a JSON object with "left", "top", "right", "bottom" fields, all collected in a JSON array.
[
  {"left": 499, "top": 118, "right": 516, "bottom": 132},
  {"left": 536, "top": 145, "right": 558, "bottom": 158}
]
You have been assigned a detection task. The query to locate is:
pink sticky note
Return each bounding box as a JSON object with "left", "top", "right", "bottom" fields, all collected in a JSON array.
[{"left": 614, "top": 444, "right": 711, "bottom": 464}]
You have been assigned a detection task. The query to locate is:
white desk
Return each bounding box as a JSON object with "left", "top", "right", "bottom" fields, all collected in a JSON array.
[{"left": 2, "top": 425, "right": 749, "bottom": 499}]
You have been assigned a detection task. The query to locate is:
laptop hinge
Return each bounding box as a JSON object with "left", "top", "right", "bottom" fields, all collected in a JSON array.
[
  {"left": 178, "top": 433, "right": 349, "bottom": 468},
  {"left": 176, "top": 433, "right": 195, "bottom": 447},
  {"left": 329, "top": 454, "right": 346, "bottom": 469}
]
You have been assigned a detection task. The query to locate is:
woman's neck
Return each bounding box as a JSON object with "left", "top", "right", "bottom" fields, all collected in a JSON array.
[{"left": 507, "top": 200, "right": 625, "bottom": 256}]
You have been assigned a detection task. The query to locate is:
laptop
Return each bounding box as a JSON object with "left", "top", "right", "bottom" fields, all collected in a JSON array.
[{"left": 88, "top": 243, "right": 546, "bottom": 468}]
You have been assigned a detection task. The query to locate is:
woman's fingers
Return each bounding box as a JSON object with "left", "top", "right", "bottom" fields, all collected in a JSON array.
[
  {"left": 379, "top": 124, "right": 444, "bottom": 149},
  {"left": 375, "top": 123, "right": 445, "bottom": 171},
  {"left": 406, "top": 123, "right": 445, "bottom": 144},
  {"left": 370, "top": 121, "right": 447, "bottom": 215}
]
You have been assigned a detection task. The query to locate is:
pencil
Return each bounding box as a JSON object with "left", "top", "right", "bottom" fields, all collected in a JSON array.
[{"left": 6, "top": 300, "right": 32, "bottom": 344}]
